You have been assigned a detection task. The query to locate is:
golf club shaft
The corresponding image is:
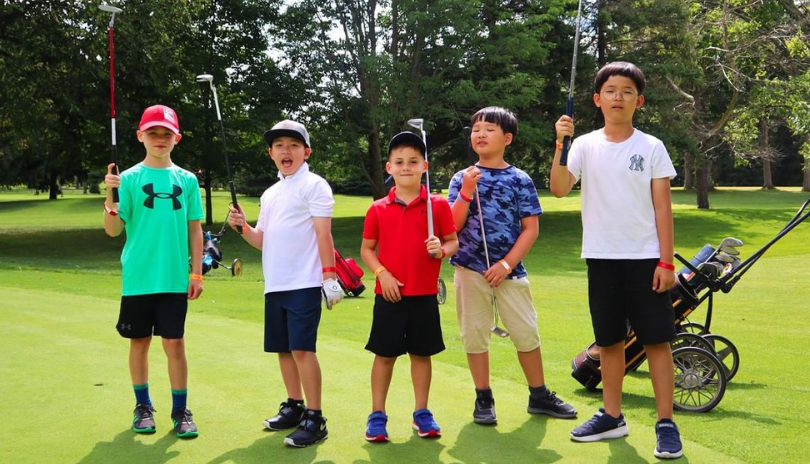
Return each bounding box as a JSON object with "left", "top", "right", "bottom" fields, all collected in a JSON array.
[
  {"left": 421, "top": 127, "right": 434, "bottom": 240},
  {"left": 560, "top": 0, "right": 584, "bottom": 166},
  {"left": 106, "top": 18, "right": 119, "bottom": 202},
  {"left": 209, "top": 84, "right": 242, "bottom": 234}
]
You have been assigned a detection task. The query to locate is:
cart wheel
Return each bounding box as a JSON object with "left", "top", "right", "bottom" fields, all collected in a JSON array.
[
  {"left": 672, "top": 346, "right": 727, "bottom": 413},
  {"left": 231, "top": 258, "right": 243, "bottom": 277},
  {"left": 702, "top": 333, "right": 740, "bottom": 381},
  {"left": 678, "top": 322, "right": 706, "bottom": 335},
  {"left": 671, "top": 332, "right": 713, "bottom": 352},
  {"left": 437, "top": 278, "right": 447, "bottom": 305}
]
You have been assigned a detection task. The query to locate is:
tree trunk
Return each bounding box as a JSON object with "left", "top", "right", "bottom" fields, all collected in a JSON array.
[
  {"left": 683, "top": 154, "right": 694, "bottom": 189},
  {"left": 695, "top": 161, "right": 710, "bottom": 209},
  {"left": 760, "top": 118, "right": 774, "bottom": 190},
  {"left": 49, "top": 172, "right": 59, "bottom": 200},
  {"left": 204, "top": 170, "right": 213, "bottom": 227},
  {"left": 804, "top": 155, "right": 810, "bottom": 192},
  {"left": 707, "top": 159, "right": 715, "bottom": 191}
]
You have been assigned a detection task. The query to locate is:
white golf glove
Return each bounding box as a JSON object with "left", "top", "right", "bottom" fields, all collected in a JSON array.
[{"left": 321, "top": 278, "right": 343, "bottom": 309}]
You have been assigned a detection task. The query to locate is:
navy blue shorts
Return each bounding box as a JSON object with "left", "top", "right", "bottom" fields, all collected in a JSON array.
[
  {"left": 264, "top": 287, "right": 322, "bottom": 353},
  {"left": 365, "top": 295, "right": 445, "bottom": 357},
  {"left": 117, "top": 293, "right": 187, "bottom": 339},
  {"left": 587, "top": 259, "right": 676, "bottom": 347}
]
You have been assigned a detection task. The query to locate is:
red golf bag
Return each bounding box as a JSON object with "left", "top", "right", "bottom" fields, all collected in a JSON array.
[{"left": 334, "top": 248, "right": 365, "bottom": 297}]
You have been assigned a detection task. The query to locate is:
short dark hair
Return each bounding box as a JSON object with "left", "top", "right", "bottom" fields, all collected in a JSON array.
[
  {"left": 471, "top": 106, "right": 519, "bottom": 137},
  {"left": 593, "top": 62, "right": 646, "bottom": 95}
]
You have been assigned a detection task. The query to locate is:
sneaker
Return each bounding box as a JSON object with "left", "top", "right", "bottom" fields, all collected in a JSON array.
[
  {"left": 570, "top": 408, "right": 629, "bottom": 442},
  {"left": 171, "top": 408, "right": 199, "bottom": 439},
  {"left": 412, "top": 409, "right": 441, "bottom": 438},
  {"left": 527, "top": 387, "right": 578, "bottom": 419},
  {"left": 132, "top": 404, "right": 156, "bottom": 434},
  {"left": 365, "top": 410, "right": 389, "bottom": 442},
  {"left": 654, "top": 418, "right": 684, "bottom": 459},
  {"left": 264, "top": 400, "right": 306, "bottom": 431},
  {"left": 284, "top": 410, "right": 328, "bottom": 447},
  {"left": 473, "top": 390, "right": 497, "bottom": 425}
]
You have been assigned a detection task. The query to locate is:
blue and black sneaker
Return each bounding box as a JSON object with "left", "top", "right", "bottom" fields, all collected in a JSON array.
[
  {"left": 285, "top": 410, "right": 328, "bottom": 447},
  {"left": 132, "top": 404, "right": 156, "bottom": 434},
  {"left": 412, "top": 408, "right": 441, "bottom": 438},
  {"left": 570, "top": 408, "right": 628, "bottom": 442},
  {"left": 654, "top": 418, "right": 683, "bottom": 459},
  {"left": 171, "top": 408, "right": 199, "bottom": 439},
  {"left": 365, "top": 410, "right": 389, "bottom": 442}
]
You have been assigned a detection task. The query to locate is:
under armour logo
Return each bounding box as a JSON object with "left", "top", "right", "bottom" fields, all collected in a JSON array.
[
  {"left": 120, "top": 323, "right": 132, "bottom": 331},
  {"left": 629, "top": 154, "right": 644, "bottom": 172},
  {"left": 142, "top": 183, "right": 183, "bottom": 210}
]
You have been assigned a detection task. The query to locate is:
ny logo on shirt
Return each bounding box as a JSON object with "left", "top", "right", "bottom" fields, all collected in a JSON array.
[
  {"left": 142, "top": 183, "right": 183, "bottom": 210},
  {"left": 629, "top": 154, "right": 644, "bottom": 172}
]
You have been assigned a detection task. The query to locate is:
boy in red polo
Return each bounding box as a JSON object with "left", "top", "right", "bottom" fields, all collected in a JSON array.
[{"left": 360, "top": 131, "right": 458, "bottom": 442}]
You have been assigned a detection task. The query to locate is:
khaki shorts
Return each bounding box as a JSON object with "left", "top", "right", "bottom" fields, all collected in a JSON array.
[{"left": 454, "top": 266, "right": 541, "bottom": 354}]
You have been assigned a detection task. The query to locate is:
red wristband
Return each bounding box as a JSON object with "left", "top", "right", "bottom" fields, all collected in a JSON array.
[
  {"left": 440, "top": 247, "right": 447, "bottom": 259},
  {"left": 458, "top": 192, "right": 472, "bottom": 203},
  {"left": 657, "top": 261, "right": 675, "bottom": 271},
  {"left": 322, "top": 266, "right": 337, "bottom": 273}
]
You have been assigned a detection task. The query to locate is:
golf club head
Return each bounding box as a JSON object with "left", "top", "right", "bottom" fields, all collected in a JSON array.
[
  {"left": 713, "top": 252, "right": 735, "bottom": 264},
  {"left": 407, "top": 118, "right": 424, "bottom": 131},
  {"left": 99, "top": 4, "right": 122, "bottom": 13},
  {"left": 196, "top": 74, "right": 214, "bottom": 84},
  {"left": 719, "top": 245, "right": 740, "bottom": 256},
  {"left": 491, "top": 326, "right": 510, "bottom": 338},
  {"left": 719, "top": 237, "right": 744, "bottom": 248},
  {"left": 698, "top": 262, "right": 724, "bottom": 279}
]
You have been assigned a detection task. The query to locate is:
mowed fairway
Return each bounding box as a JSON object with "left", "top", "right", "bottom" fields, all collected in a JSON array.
[{"left": 1, "top": 187, "right": 808, "bottom": 464}]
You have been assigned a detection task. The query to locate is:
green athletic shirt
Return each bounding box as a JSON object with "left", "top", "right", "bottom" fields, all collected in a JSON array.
[{"left": 117, "top": 163, "right": 204, "bottom": 296}]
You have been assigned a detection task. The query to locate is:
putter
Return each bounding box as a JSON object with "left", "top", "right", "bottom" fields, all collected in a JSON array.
[
  {"left": 559, "top": 0, "right": 584, "bottom": 166},
  {"left": 196, "top": 74, "right": 242, "bottom": 234},
  {"left": 464, "top": 126, "right": 509, "bottom": 338},
  {"left": 99, "top": 4, "right": 122, "bottom": 202},
  {"left": 407, "top": 119, "right": 434, "bottom": 240}
]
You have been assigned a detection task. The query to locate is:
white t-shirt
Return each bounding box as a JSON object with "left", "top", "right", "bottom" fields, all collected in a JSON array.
[
  {"left": 256, "top": 163, "right": 335, "bottom": 293},
  {"left": 567, "top": 128, "right": 676, "bottom": 259}
]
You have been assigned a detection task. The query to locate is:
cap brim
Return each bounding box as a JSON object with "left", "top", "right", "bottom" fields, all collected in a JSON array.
[
  {"left": 139, "top": 122, "right": 180, "bottom": 135},
  {"left": 264, "top": 129, "right": 309, "bottom": 147},
  {"left": 388, "top": 132, "right": 425, "bottom": 155}
]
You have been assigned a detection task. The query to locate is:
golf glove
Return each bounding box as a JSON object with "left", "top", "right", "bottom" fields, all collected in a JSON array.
[{"left": 322, "top": 278, "right": 343, "bottom": 309}]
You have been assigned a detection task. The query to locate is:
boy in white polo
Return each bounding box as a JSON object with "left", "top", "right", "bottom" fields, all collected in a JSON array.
[{"left": 227, "top": 120, "right": 343, "bottom": 448}]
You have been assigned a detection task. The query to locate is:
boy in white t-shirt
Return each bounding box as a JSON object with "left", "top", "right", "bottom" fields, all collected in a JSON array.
[
  {"left": 227, "top": 120, "right": 343, "bottom": 448},
  {"left": 549, "top": 62, "right": 683, "bottom": 460}
]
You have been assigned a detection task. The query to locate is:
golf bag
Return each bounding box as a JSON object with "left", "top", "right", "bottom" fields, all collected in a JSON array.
[
  {"left": 334, "top": 248, "right": 365, "bottom": 297},
  {"left": 202, "top": 232, "right": 223, "bottom": 275}
]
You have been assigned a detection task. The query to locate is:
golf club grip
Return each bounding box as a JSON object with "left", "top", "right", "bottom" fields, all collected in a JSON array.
[
  {"left": 229, "top": 182, "right": 242, "bottom": 234},
  {"left": 111, "top": 145, "right": 119, "bottom": 203},
  {"left": 560, "top": 97, "right": 574, "bottom": 166}
]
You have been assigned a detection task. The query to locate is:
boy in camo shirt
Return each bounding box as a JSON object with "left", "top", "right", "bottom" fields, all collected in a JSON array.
[{"left": 448, "top": 106, "right": 576, "bottom": 425}]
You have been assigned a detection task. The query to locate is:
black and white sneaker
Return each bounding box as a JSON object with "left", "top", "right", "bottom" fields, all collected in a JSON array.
[
  {"left": 264, "top": 400, "right": 306, "bottom": 431},
  {"left": 571, "top": 408, "right": 628, "bottom": 442},
  {"left": 473, "top": 389, "right": 497, "bottom": 425},
  {"left": 527, "top": 386, "right": 578, "bottom": 419},
  {"left": 284, "top": 410, "right": 328, "bottom": 448},
  {"left": 654, "top": 418, "right": 683, "bottom": 459},
  {"left": 132, "top": 404, "right": 156, "bottom": 434}
]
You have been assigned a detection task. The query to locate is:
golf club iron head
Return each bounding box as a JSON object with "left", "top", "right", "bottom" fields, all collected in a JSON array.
[
  {"left": 698, "top": 261, "right": 724, "bottom": 279},
  {"left": 713, "top": 252, "right": 735, "bottom": 264},
  {"left": 99, "top": 4, "right": 122, "bottom": 13},
  {"left": 719, "top": 245, "right": 740, "bottom": 256},
  {"left": 407, "top": 118, "right": 424, "bottom": 131},
  {"left": 719, "top": 237, "right": 744, "bottom": 248},
  {"left": 491, "top": 325, "right": 509, "bottom": 338},
  {"left": 196, "top": 74, "right": 214, "bottom": 86}
]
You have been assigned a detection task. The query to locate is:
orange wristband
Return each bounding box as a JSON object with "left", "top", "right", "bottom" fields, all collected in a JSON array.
[
  {"left": 657, "top": 261, "right": 675, "bottom": 271},
  {"left": 374, "top": 266, "right": 387, "bottom": 278},
  {"left": 556, "top": 140, "right": 563, "bottom": 150},
  {"left": 189, "top": 274, "right": 204, "bottom": 281}
]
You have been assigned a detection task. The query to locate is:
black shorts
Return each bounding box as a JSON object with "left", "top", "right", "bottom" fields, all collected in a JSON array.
[
  {"left": 117, "top": 293, "right": 188, "bottom": 339},
  {"left": 587, "top": 259, "right": 676, "bottom": 347},
  {"left": 365, "top": 295, "right": 446, "bottom": 357},
  {"left": 264, "top": 287, "right": 322, "bottom": 353}
]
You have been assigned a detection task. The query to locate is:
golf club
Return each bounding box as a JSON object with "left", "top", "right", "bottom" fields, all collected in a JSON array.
[
  {"left": 99, "top": 4, "right": 122, "bottom": 202},
  {"left": 559, "top": 0, "right": 584, "bottom": 166},
  {"left": 196, "top": 74, "right": 241, "bottom": 234},
  {"left": 407, "top": 119, "right": 436, "bottom": 253},
  {"left": 464, "top": 126, "right": 509, "bottom": 338}
]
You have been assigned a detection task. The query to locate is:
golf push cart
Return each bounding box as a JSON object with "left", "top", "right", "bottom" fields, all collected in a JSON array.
[
  {"left": 572, "top": 198, "right": 810, "bottom": 412},
  {"left": 190, "top": 218, "right": 243, "bottom": 277}
]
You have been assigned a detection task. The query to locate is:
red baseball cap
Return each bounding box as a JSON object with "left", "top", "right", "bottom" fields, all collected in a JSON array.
[{"left": 138, "top": 105, "right": 180, "bottom": 134}]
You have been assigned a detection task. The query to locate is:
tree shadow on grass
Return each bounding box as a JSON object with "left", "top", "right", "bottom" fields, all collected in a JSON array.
[
  {"left": 354, "top": 433, "right": 445, "bottom": 464},
  {"left": 446, "top": 417, "right": 562, "bottom": 464},
  {"left": 75, "top": 429, "right": 180, "bottom": 464},
  {"left": 204, "top": 432, "right": 333, "bottom": 464}
]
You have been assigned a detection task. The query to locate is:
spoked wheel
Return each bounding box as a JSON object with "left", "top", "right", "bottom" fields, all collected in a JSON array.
[
  {"left": 671, "top": 332, "right": 713, "bottom": 352},
  {"left": 231, "top": 258, "right": 243, "bottom": 277},
  {"left": 672, "top": 346, "right": 727, "bottom": 413},
  {"left": 702, "top": 333, "right": 740, "bottom": 381},
  {"left": 437, "top": 278, "right": 447, "bottom": 305},
  {"left": 678, "top": 322, "right": 706, "bottom": 335}
]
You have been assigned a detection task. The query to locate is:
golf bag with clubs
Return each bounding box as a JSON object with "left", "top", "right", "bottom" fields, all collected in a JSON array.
[
  {"left": 334, "top": 248, "right": 365, "bottom": 297},
  {"left": 198, "top": 230, "right": 243, "bottom": 277}
]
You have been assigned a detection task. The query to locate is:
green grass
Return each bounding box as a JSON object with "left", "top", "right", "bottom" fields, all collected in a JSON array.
[{"left": 1, "top": 187, "right": 809, "bottom": 464}]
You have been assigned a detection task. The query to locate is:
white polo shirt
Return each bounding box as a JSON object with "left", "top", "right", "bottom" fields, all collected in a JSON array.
[
  {"left": 567, "top": 128, "right": 676, "bottom": 259},
  {"left": 256, "top": 163, "right": 335, "bottom": 293}
]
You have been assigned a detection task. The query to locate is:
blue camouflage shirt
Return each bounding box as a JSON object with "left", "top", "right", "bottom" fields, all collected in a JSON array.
[{"left": 448, "top": 165, "right": 542, "bottom": 278}]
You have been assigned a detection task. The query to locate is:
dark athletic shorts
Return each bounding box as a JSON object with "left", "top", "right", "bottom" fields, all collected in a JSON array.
[
  {"left": 264, "top": 287, "right": 322, "bottom": 353},
  {"left": 117, "top": 293, "right": 188, "bottom": 339},
  {"left": 365, "top": 294, "right": 446, "bottom": 358},
  {"left": 587, "top": 259, "right": 676, "bottom": 347}
]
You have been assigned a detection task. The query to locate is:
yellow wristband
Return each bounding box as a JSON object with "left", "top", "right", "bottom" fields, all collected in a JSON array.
[
  {"left": 189, "top": 274, "right": 204, "bottom": 281},
  {"left": 374, "top": 266, "right": 387, "bottom": 278}
]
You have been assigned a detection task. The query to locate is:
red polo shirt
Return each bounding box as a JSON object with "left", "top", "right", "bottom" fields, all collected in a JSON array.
[{"left": 363, "top": 185, "right": 455, "bottom": 296}]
